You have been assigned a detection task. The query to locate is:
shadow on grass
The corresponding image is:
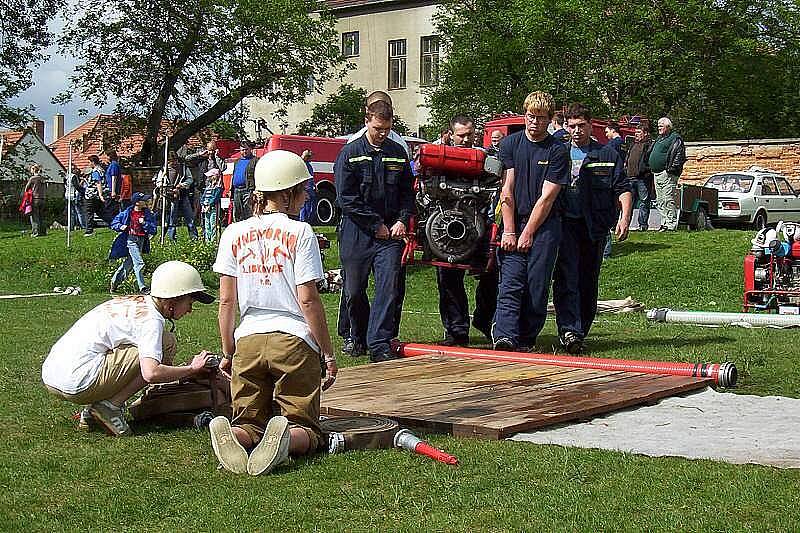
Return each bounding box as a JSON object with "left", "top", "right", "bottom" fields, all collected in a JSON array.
[{"left": 608, "top": 241, "right": 671, "bottom": 258}]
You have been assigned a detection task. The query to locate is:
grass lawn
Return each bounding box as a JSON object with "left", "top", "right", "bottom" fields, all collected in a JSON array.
[{"left": 0, "top": 224, "right": 798, "bottom": 531}]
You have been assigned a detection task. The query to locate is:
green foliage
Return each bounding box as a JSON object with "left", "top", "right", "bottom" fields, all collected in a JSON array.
[
  {"left": 1, "top": 226, "right": 800, "bottom": 530},
  {"left": 429, "top": 0, "right": 800, "bottom": 140},
  {"left": 57, "top": 0, "right": 345, "bottom": 163},
  {"left": 208, "top": 119, "right": 241, "bottom": 140},
  {"left": 297, "top": 83, "right": 413, "bottom": 137}
]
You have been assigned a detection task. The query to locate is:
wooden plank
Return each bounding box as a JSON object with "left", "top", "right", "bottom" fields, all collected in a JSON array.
[{"left": 320, "top": 357, "right": 713, "bottom": 440}]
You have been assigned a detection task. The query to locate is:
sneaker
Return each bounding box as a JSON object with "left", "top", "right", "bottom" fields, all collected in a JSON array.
[
  {"left": 560, "top": 331, "right": 585, "bottom": 355},
  {"left": 369, "top": 351, "right": 395, "bottom": 363},
  {"left": 493, "top": 337, "right": 516, "bottom": 351},
  {"left": 209, "top": 416, "right": 248, "bottom": 474},
  {"left": 73, "top": 407, "right": 95, "bottom": 430},
  {"left": 88, "top": 400, "right": 132, "bottom": 436},
  {"left": 84, "top": 231, "right": 94, "bottom": 236},
  {"left": 440, "top": 335, "right": 469, "bottom": 347},
  {"left": 247, "top": 415, "right": 290, "bottom": 476},
  {"left": 657, "top": 225, "right": 668, "bottom": 233},
  {"left": 140, "top": 286, "right": 150, "bottom": 295},
  {"left": 638, "top": 226, "right": 648, "bottom": 232},
  {"left": 342, "top": 338, "right": 366, "bottom": 358}
]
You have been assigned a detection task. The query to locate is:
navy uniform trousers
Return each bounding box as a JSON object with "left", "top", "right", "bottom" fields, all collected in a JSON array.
[
  {"left": 339, "top": 217, "right": 403, "bottom": 357},
  {"left": 552, "top": 217, "right": 604, "bottom": 339},
  {"left": 437, "top": 267, "right": 497, "bottom": 341},
  {"left": 493, "top": 216, "right": 561, "bottom": 347}
]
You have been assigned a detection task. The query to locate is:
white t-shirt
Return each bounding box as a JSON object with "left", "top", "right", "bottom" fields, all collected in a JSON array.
[
  {"left": 213, "top": 213, "right": 324, "bottom": 351},
  {"left": 348, "top": 127, "right": 411, "bottom": 158},
  {"left": 42, "top": 296, "right": 165, "bottom": 394}
]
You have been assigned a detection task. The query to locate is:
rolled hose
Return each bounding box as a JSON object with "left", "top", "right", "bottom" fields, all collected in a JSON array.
[
  {"left": 390, "top": 341, "right": 737, "bottom": 388},
  {"left": 647, "top": 307, "right": 800, "bottom": 327}
]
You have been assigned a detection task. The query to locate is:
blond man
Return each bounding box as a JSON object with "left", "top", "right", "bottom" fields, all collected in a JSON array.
[{"left": 493, "top": 91, "right": 570, "bottom": 351}]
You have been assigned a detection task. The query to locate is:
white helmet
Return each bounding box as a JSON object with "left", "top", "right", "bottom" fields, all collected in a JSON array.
[
  {"left": 150, "top": 261, "right": 214, "bottom": 303},
  {"left": 254, "top": 150, "right": 312, "bottom": 192}
]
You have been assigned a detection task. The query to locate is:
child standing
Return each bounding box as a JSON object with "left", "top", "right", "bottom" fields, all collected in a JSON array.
[
  {"left": 201, "top": 168, "right": 223, "bottom": 242},
  {"left": 110, "top": 192, "right": 157, "bottom": 293}
]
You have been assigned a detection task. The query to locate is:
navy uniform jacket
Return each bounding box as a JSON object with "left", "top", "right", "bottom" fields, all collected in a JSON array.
[
  {"left": 334, "top": 135, "right": 416, "bottom": 234},
  {"left": 498, "top": 131, "right": 570, "bottom": 222},
  {"left": 571, "top": 141, "right": 630, "bottom": 241}
]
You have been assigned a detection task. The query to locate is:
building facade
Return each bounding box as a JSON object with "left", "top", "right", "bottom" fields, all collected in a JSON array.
[{"left": 247, "top": 0, "right": 441, "bottom": 138}]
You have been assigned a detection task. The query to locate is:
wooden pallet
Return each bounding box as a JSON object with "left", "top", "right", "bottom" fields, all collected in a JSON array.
[{"left": 321, "top": 355, "right": 712, "bottom": 439}]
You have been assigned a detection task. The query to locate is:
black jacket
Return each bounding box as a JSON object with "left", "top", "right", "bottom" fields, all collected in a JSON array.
[
  {"left": 624, "top": 139, "right": 655, "bottom": 180},
  {"left": 576, "top": 142, "right": 631, "bottom": 241},
  {"left": 666, "top": 134, "right": 686, "bottom": 176}
]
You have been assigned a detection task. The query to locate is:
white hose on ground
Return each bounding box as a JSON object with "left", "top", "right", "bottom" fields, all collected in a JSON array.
[{"left": 647, "top": 308, "right": 800, "bottom": 328}]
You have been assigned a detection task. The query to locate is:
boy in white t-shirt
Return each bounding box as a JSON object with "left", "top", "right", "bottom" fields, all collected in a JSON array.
[
  {"left": 211, "top": 150, "right": 337, "bottom": 476},
  {"left": 42, "top": 261, "right": 216, "bottom": 436}
]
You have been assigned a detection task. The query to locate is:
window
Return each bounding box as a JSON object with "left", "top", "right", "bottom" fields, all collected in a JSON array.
[
  {"left": 388, "top": 39, "right": 407, "bottom": 90},
  {"left": 777, "top": 177, "right": 795, "bottom": 196},
  {"left": 420, "top": 35, "right": 439, "bottom": 86},
  {"left": 761, "top": 177, "right": 777, "bottom": 195},
  {"left": 342, "top": 31, "right": 359, "bottom": 57}
]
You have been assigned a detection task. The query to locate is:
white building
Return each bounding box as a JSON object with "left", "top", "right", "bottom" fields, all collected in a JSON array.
[
  {"left": 0, "top": 121, "right": 66, "bottom": 194},
  {"left": 248, "top": 0, "right": 441, "bottom": 137}
]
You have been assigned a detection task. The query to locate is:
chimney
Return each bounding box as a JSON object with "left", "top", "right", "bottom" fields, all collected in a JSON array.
[
  {"left": 31, "top": 119, "right": 45, "bottom": 141},
  {"left": 54, "top": 114, "right": 65, "bottom": 141}
]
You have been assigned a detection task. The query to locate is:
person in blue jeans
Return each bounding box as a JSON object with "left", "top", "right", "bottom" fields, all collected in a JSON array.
[
  {"left": 200, "top": 168, "right": 223, "bottom": 242},
  {"left": 110, "top": 192, "right": 157, "bottom": 293},
  {"left": 162, "top": 152, "right": 198, "bottom": 241}
]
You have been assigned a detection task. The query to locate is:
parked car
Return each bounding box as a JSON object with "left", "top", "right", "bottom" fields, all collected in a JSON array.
[{"left": 703, "top": 166, "right": 800, "bottom": 228}]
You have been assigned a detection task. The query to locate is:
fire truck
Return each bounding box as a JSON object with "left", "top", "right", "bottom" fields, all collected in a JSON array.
[{"left": 222, "top": 133, "right": 427, "bottom": 226}]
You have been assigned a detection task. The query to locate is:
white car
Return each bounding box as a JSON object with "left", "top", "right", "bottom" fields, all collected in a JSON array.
[{"left": 703, "top": 166, "right": 800, "bottom": 228}]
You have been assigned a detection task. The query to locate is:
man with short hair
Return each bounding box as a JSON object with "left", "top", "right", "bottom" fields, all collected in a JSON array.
[
  {"left": 486, "top": 130, "right": 504, "bottom": 157},
  {"left": 232, "top": 142, "right": 255, "bottom": 222},
  {"left": 335, "top": 100, "right": 415, "bottom": 362},
  {"left": 434, "top": 115, "right": 498, "bottom": 345},
  {"left": 105, "top": 151, "right": 122, "bottom": 217},
  {"left": 649, "top": 117, "right": 686, "bottom": 231},
  {"left": 553, "top": 103, "right": 632, "bottom": 353},
  {"left": 604, "top": 122, "right": 625, "bottom": 156},
  {"left": 84, "top": 154, "right": 108, "bottom": 236},
  {"left": 340, "top": 91, "right": 410, "bottom": 356},
  {"left": 494, "top": 91, "right": 569, "bottom": 351},
  {"left": 162, "top": 151, "right": 198, "bottom": 241},
  {"left": 550, "top": 111, "right": 569, "bottom": 142},
  {"left": 624, "top": 120, "right": 655, "bottom": 231}
]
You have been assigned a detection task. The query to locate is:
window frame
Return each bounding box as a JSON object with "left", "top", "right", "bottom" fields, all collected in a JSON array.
[
  {"left": 342, "top": 31, "right": 360, "bottom": 58},
  {"left": 388, "top": 38, "right": 407, "bottom": 90},
  {"left": 419, "top": 35, "right": 440, "bottom": 87}
]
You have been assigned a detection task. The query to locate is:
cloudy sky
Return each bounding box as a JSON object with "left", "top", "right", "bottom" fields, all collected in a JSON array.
[{"left": 10, "top": 17, "right": 111, "bottom": 144}]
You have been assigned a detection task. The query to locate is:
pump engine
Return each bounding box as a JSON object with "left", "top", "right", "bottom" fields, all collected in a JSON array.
[
  {"left": 413, "top": 144, "right": 502, "bottom": 265},
  {"left": 744, "top": 221, "right": 800, "bottom": 312}
]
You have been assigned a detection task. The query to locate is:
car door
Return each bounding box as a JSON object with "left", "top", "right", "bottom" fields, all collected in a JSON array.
[
  {"left": 775, "top": 177, "right": 800, "bottom": 220},
  {"left": 758, "top": 176, "right": 780, "bottom": 224}
]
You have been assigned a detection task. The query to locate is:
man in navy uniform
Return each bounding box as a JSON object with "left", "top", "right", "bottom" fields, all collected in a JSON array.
[
  {"left": 435, "top": 114, "right": 497, "bottom": 345},
  {"left": 335, "top": 100, "right": 415, "bottom": 363},
  {"left": 553, "top": 102, "right": 632, "bottom": 353},
  {"left": 494, "top": 91, "right": 569, "bottom": 351}
]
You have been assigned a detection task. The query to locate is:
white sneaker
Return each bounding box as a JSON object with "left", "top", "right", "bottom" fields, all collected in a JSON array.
[
  {"left": 88, "top": 400, "right": 132, "bottom": 437},
  {"left": 209, "top": 416, "right": 248, "bottom": 474},
  {"left": 247, "top": 416, "right": 290, "bottom": 476}
]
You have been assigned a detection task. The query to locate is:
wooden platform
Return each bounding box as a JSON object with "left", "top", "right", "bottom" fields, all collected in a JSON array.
[{"left": 321, "top": 355, "right": 712, "bottom": 439}]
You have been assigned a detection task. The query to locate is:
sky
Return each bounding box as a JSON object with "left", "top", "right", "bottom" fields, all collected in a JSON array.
[{"left": 9, "top": 16, "right": 111, "bottom": 144}]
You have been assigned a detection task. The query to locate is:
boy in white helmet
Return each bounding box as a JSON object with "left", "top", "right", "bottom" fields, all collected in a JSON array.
[
  {"left": 212, "top": 149, "right": 337, "bottom": 476},
  {"left": 41, "top": 261, "right": 216, "bottom": 436}
]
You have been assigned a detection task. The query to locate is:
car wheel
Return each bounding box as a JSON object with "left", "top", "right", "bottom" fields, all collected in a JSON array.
[
  {"left": 752, "top": 211, "right": 767, "bottom": 230},
  {"left": 315, "top": 188, "right": 339, "bottom": 226}
]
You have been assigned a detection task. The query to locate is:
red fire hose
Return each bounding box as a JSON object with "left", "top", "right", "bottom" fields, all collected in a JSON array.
[{"left": 391, "top": 342, "right": 737, "bottom": 388}]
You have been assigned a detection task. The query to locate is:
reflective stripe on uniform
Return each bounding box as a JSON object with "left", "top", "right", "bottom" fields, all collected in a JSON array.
[
  {"left": 348, "top": 155, "right": 372, "bottom": 163},
  {"left": 382, "top": 157, "right": 407, "bottom": 163},
  {"left": 585, "top": 162, "right": 615, "bottom": 168}
]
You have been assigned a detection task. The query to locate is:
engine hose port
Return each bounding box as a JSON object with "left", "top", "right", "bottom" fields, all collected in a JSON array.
[
  {"left": 446, "top": 219, "right": 467, "bottom": 240},
  {"left": 718, "top": 361, "right": 738, "bottom": 388}
]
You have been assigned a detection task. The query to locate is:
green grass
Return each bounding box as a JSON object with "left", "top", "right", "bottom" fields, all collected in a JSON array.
[{"left": 1, "top": 224, "right": 798, "bottom": 531}]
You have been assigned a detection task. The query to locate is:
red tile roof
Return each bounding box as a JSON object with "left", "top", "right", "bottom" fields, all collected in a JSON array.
[
  {"left": 0, "top": 130, "right": 26, "bottom": 159},
  {"left": 325, "top": 0, "right": 411, "bottom": 10},
  {"left": 48, "top": 114, "right": 212, "bottom": 171}
]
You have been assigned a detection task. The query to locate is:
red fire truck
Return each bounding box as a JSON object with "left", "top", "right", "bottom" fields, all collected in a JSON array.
[{"left": 222, "top": 133, "right": 427, "bottom": 226}]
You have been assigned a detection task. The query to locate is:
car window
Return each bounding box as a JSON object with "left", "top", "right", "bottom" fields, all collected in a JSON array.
[
  {"left": 761, "top": 177, "right": 778, "bottom": 195},
  {"left": 777, "top": 178, "right": 795, "bottom": 196},
  {"left": 704, "top": 173, "right": 753, "bottom": 192}
]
